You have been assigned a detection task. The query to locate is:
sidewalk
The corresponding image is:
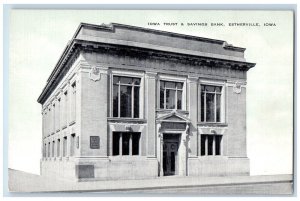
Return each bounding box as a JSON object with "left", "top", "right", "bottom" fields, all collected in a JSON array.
[{"left": 8, "top": 169, "right": 293, "bottom": 195}]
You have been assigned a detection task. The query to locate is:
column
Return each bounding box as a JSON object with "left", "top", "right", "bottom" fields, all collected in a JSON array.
[
  {"left": 187, "top": 75, "right": 198, "bottom": 157},
  {"left": 145, "top": 71, "right": 157, "bottom": 157},
  {"left": 157, "top": 123, "right": 163, "bottom": 176}
]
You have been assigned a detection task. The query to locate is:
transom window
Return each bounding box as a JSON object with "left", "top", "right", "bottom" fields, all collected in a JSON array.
[
  {"left": 201, "top": 85, "right": 222, "bottom": 122},
  {"left": 113, "top": 76, "right": 140, "bottom": 118},
  {"left": 160, "top": 81, "right": 183, "bottom": 110},
  {"left": 112, "top": 132, "right": 141, "bottom": 156},
  {"left": 201, "top": 134, "right": 222, "bottom": 156}
]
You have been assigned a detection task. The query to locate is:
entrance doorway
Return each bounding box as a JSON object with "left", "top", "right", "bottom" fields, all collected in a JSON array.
[{"left": 163, "top": 134, "right": 180, "bottom": 176}]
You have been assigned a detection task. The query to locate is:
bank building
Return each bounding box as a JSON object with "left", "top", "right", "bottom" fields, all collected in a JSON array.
[{"left": 37, "top": 23, "right": 255, "bottom": 181}]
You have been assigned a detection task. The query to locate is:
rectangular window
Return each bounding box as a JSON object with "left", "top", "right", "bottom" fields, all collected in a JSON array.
[
  {"left": 52, "top": 141, "right": 55, "bottom": 157},
  {"left": 112, "top": 132, "right": 140, "bottom": 156},
  {"left": 215, "top": 135, "right": 222, "bottom": 155},
  {"left": 48, "top": 142, "right": 50, "bottom": 157},
  {"left": 43, "top": 112, "right": 45, "bottom": 137},
  {"left": 200, "top": 134, "right": 222, "bottom": 156},
  {"left": 112, "top": 133, "right": 120, "bottom": 155},
  {"left": 207, "top": 135, "right": 213, "bottom": 155},
  {"left": 201, "top": 85, "right": 222, "bottom": 123},
  {"left": 57, "top": 139, "right": 60, "bottom": 157},
  {"left": 113, "top": 76, "right": 140, "bottom": 118},
  {"left": 122, "top": 132, "right": 130, "bottom": 155},
  {"left": 70, "top": 134, "right": 75, "bottom": 156},
  {"left": 132, "top": 133, "right": 140, "bottom": 155},
  {"left": 71, "top": 82, "right": 76, "bottom": 123},
  {"left": 64, "top": 91, "right": 68, "bottom": 127},
  {"left": 56, "top": 99, "right": 61, "bottom": 131},
  {"left": 44, "top": 143, "right": 46, "bottom": 157},
  {"left": 63, "top": 136, "right": 67, "bottom": 157},
  {"left": 200, "top": 136, "right": 206, "bottom": 156},
  {"left": 48, "top": 108, "right": 51, "bottom": 134},
  {"left": 46, "top": 111, "right": 49, "bottom": 136},
  {"left": 160, "top": 81, "right": 183, "bottom": 110},
  {"left": 52, "top": 104, "right": 55, "bottom": 133}
]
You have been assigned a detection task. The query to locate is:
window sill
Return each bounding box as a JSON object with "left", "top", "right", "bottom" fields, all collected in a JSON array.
[
  {"left": 107, "top": 117, "right": 147, "bottom": 123},
  {"left": 198, "top": 122, "right": 228, "bottom": 127},
  {"left": 69, "top": 121, "right": 76, "bottom": 126},
  {"left": 56, "top": 129, "right": 60, "bottom": 133},
  {"left": 156, "top": 109, "right": 189, "bottom": 114},
  {"left": 109, "top": 155, "right": 146, "bottom": 161},
  {"left": 62, "top": 125, "right": 67, "bottom": 130},
  {"left": 198, "top": 155, "right": 227, "bottom": 160}
]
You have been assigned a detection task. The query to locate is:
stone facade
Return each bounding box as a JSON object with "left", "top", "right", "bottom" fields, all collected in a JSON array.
[{"left": 37, "top": 23, "right": 255, "bottom": 181}]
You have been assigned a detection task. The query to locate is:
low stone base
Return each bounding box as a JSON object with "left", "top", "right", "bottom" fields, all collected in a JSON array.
[
  {"left": 41, "top": 156, "right": 249, "bottom": 181},
  {"left": 41, "top": 156, "right": 159, "bottom": 181},
  {"left": 188, "top": 156, "right": 249, "bottom": 176}
]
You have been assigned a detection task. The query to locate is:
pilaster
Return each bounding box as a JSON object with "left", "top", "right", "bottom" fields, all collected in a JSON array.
[
  {"left": 187, "top": 75, "right": 198, "bottom": 157},
  {"left": 145, "top": 71, "right": 157, "bottom": 157},
  {"left": 80, "top": 65, "right": 108, "bottom": 157}
]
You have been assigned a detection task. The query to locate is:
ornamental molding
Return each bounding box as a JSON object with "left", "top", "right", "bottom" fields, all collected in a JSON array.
[
  {"left": 187, "top": 75, "right": 199, "bottom": 83},
  {"left": 145, "top": 71, "right": 157, "bottom": 79},
  {"left": 109, "top": 123, "right": 146, "bottom": 133},
  {"left": 156, "top": 110, "right": 191, "bottom": 123},
  {"left": 198, "top": 127, "right": 228, "bottom": 135},
  {"left": 227, "top": 79, "right": 247, "bottom": 85},
  {"left": 233, "top": 81, "right": 242, "bottom": 94},
  {"left": 88, "top": 65, "right": 108, "bottom": 81},
  {"left": 77, "top": 41, "right": 255, "bottom": 70},
  {"left": 89, "top": 66, "right": 101, "bottom": 81}
]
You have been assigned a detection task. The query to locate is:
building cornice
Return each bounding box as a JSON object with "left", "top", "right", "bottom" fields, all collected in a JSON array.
[
  {"left": 37, "top": 23, "right": 256, "bottom": 105},
  {"left": 75, "top": 23, "right": 246, "bottom": 51},
  {"left": 74, "top": 39, "right": 255, "bottom": 69}
]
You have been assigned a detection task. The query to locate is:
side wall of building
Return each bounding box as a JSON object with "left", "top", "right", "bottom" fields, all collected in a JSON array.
[{"left": 40, "top": 54, "right": 83, "bottom": 180}]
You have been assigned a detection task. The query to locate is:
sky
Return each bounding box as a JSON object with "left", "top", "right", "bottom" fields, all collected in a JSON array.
[{"left": 8, "top": 10, "right": 293, "bottom": 175}]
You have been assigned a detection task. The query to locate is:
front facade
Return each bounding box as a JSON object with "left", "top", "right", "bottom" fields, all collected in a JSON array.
[{"left": 37, "top": 23, "right": 255, "bottom": 181}]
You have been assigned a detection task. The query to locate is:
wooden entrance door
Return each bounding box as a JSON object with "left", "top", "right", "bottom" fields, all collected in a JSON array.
[{"left": 163, "top": 135, "right": 179, "bottom": 176}]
